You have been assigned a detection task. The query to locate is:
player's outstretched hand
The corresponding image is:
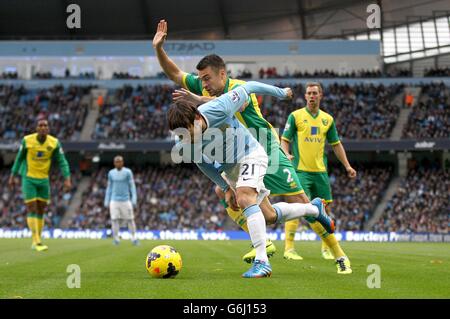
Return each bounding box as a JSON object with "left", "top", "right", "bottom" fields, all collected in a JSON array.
[
  {"left": 153, "top": 19, "right": 168, "bottom": 49},
  {"left": 225, "top": 187, "right": 239, "bottom": 211},
  {"left": 346, "top": 166, "right": 357, "bottom": 179},
  {"left": 284, "top": 87, "right": 293, "bottom": 99},
  {"left": 8, "top": 175, "right": 18, "bottom": 189},
  {"left": 63, "top": 178, "right": 72, "bottom": 192},
  {"left": 172, "top": 88, "right": 203, "bottom": 106}
]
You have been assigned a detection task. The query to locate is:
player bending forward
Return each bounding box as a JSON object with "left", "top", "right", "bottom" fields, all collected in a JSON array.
[
  {"left": 104, "top": 156, "right": 139, "bottom": 246},
  {"left": 168, "top": 81, "right": 334, "bottom": 278}
]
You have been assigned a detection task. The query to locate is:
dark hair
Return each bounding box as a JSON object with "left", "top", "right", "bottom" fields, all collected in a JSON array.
[
  {"left": 167, "top": 100, "right": 200, "bottom": 131},
  {"left": 196, "top": 54, "right": 226, "bottom": 72},
  {"left": 36, "top": 118, "right": 48, "bottom": 125},
  {"left": 305, "top": 82, "right": 323, "bottom": 94}
]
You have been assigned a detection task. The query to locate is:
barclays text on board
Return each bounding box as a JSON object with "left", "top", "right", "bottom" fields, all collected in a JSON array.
[{"left": 0, "top": 228, "right": 448, "bottom": 242}]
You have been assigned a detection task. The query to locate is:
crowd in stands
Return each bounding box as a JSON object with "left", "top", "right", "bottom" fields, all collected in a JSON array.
[
  {"left": 403, "top": 82, "right": 450, "bottom": 139},
  {"left": 0, "top": 169, "right": 81, "bottom": 229},
  {"left": 0, "top": 72, "right": 18, "bottom": 79},
  {"left": 1, "top": 160, "right": 447, "bottom": 234},
  {"left": 67, "top": 163, "right": 393, "bottom": 232},
  {"left": 424, "top": 67, "right": 450, "bottom": 77},
  {"left": 93, "top": 82, "right": 404, "bottom": 141},
  {"left": 373, "top": 160, "right": 449, "bottom": 234},
  {"left": 0, "top": 84, "right": 91, "bottom": 140},
  {"left": 257, "top": 67, "right": 412, "bottom": 79},
  {"left": 92, "top": 84, "right": 172, "bottom": 140},
  {"left": 69, "top": 165, "right": 226, "bottom": 231},
  {"left": 264, "top": 82, "right": 403, "bottom": 139},
  {"left": 112, "top": 72, "right": 141, "bottom": 80}
]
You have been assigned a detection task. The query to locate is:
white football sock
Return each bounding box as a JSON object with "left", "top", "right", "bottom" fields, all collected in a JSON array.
[
  {"left": 111, "top": 219, "right": 120, "bottom": 241},
  {"left": 128, "top": 219, "right": 137, "bottom": 241},
  {"left": 273, "top": 202, "right": 319, "bottom": 223},
  {"left": 246, "top": 210, "right": 268, "bottom": 263}
]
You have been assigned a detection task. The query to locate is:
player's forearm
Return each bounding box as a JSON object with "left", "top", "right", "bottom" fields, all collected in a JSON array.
[
  {"left": 155, "top": 46, "right": 184, "bottom": 85},
  {"left": 332, "top": 143, "right": 351, "bottom": 169},
  {"left": 281, "top": 140, "right": 291, "bottom": 157},
  {"left": 58, "top": 155, "right": 71, "bottom": 178},
  {"left": 242, "top": 81, "right": 287, "bottom": 100},
  {"left": 131, "top": 184, "right": 137, "bottom": 204},
  {"left": 11, "top": 143, "right": 25, "bottom": 175},
  {"left": 196, "top": 162, "right": 229, "bottom": 192}
]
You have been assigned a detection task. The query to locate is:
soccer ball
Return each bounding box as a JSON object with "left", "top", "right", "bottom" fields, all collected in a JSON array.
[{"left": 145, "top": 245, "right": 182, "bottom": 278}]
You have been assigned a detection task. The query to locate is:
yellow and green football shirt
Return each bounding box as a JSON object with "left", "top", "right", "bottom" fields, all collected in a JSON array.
[
  {"left": 182, "top": 73, "right": 305, "bottom": 196},
  {"left": 282, "top": 108, "right": 340, "bottom": 173},
  {"left": 182, "top": 74, "right": 280, "bottom": 152},
  {"left": 11, "top": 133, "right": 70, "bottom": 180}
]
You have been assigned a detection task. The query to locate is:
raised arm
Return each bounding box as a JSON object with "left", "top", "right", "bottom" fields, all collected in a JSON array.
[{"left": 152, "top": 19, "right": 185, "bottom": 86}]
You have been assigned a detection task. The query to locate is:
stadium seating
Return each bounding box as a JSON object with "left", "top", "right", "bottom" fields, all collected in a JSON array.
[
  {"left": 265, "top": 83, "right": 403, "bottom": 139},
  {"left": 68, "top": 165, "right": 227, "bottom": 231},
  {"left": 373, "top": 163, "right": 449, "bottom": 234},
  {"left": 0, "top": 85, "right": 91, "bottom": 141},
  {"left": 92, "top": 85, "right": 172, "bottom": 140},
  {"left": 402, "top": 82, "right": 450, "bottom": 139}
]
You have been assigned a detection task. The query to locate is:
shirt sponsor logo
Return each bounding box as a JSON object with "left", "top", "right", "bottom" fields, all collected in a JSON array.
[
  {"left": 304, "top": 137, "right": 323, "bottom": 143},
  {"left": 310, "top": 126, "right": 320, "bottom": 135}
]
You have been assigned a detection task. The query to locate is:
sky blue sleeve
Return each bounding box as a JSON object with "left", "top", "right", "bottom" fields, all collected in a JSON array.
[
  {"left": 104, "top": 171, "right": 112, "bottom": 207},
  {"left": 196, "top": 160, "right": 229, "bottom": 192},
  {"left": 218, "top": 81, "right": 288, "bottom": 117},
  {"left": 129, "top": 170, "right": 137, "bottom": 206},
  {"left": 242, "top": 81, "right": 287, "bottom": 99}
]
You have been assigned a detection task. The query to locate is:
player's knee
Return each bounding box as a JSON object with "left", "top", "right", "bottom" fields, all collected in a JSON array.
[
  {"left": 236, "top": 188, "right": 257, "bottom": 210},
  {"left": 214, "top": 185, "right": 225, "bottom": 199},
  {"left": 285, "top": 193, "right": 309, "bottom": 204},
  {"left": 264, "top": 207, "right": 277, "bottom": 225}
]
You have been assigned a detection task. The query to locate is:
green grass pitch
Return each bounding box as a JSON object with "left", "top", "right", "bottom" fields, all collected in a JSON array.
[{"left": 0, "top": 239, "right": 448, "bottom": 299}]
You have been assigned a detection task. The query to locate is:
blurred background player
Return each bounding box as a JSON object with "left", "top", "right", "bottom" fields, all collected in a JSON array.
[
  {"left": 153, "top": 19, "right": 333, "bottom": 262},
  {"left": 8, "top": 119, "right": 71, "bottom": 251},
  {"left": 104, "top": 155, "right": 139, "bottom": 246},
  {"left": 281, "top": 82, "right": 356, "bottom": 274}
]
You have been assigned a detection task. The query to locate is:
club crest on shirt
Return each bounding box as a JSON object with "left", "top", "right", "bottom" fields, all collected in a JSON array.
[{"left": 322, "top": 118, "right": 329, "bottom": 126}]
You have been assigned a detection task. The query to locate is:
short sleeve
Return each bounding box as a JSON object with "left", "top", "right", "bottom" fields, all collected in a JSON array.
[
  {"left": 326, "top": 120, "right": 340, "bottom": 145},
  {"left": 182, "top": 73, "right": 203, "bottom": 95},
  {"left": 281, "top": 113, "right": 297, "bottom": 142}
]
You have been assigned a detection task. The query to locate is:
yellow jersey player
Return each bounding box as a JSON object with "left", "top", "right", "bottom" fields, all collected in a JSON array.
[
  {"left": 281, "top": 82, "right": 356, "bottom": 274},
  {"left": 153, "top": 19, "right": 342, "bottom": 263},
  {"left": 8, "top": 119, "right": 71, "bottom": 251}
]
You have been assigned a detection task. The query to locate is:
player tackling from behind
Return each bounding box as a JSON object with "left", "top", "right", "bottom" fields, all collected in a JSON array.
[
  {"left": 168, "top": 80, "right": 335, "bottom": 278},
  {"left": 153, "top": 19, "right": 345, "bottom": 264},
  {"left": 9, "top": 119, "right": 71, "bottom": 251},
  {"left": 104, "top": 156, "right": 139, "bottom": 246}
]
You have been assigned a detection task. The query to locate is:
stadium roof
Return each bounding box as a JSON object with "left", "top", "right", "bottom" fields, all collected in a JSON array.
[{"left": 0, "top": 0, "right": 448, "bottom": 40}]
